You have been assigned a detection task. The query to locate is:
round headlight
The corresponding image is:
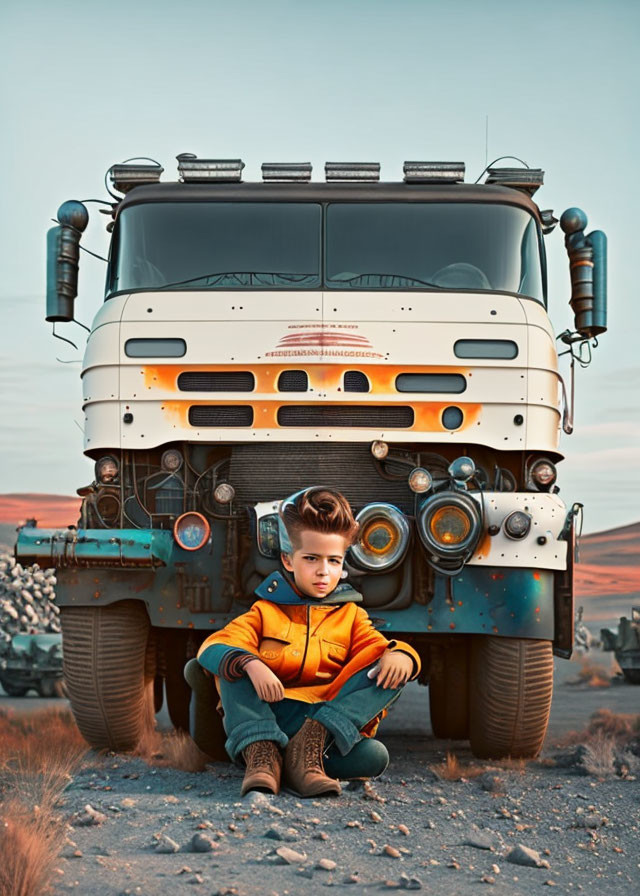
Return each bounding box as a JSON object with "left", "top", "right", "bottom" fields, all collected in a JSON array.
[
  {"left": 430, "top": 506, "right": 471, "bottom": 545},
  {"left": 214, "top": 482, "right": 236, "bottom": 504},
  {"left": 503, "top": 511, "right": 532, "bottom": 539},
  {"left": 371, "top": 440, "right": 389, "bottom": 460},
  {"left": 408, "top": 467, "right": 432, "bottom": 494},
  {"left": 95, "top": 491, "right": 120, "bottom": 525},
  {"left": 95, "top": 455, "right": 119, "bottom": 484},
  {"left": 530, "top": 458, "right": 557, "bottom": 491},
  {"left": 417, "top": 492, "right": 482, "bottom": 558},
  {"left": 173, "top": 512, "right": 211, "bottom": 551},
  {"left": 161, "top": 449, "right": 183, "bottom": 472},
  {"left": 349, "top": 503, "right": 409, "bottom": 571}
]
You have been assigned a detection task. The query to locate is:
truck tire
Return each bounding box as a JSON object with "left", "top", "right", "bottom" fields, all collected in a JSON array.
[
  {"left": 60, "top": 600, "right": 150, "bottom": 751},
  {"left": 428, "top": 640, "right": 469, "bottom": 739},
  {"left": 469, "top": 636, "right": 553, "bottom": 759},
  {"left": 622, "top": 668, "right": 640, "bottom": 684},
  {"left": 0, "top": 676, "right": 29, "bottom": 697}
]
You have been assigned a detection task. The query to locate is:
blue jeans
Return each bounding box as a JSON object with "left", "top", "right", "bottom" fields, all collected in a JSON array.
[{"left": 217, "top": 661, "right": 404, "bottom": 764}]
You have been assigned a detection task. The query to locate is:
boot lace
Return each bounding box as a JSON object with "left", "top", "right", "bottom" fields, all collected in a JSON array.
[
  {"left": 247, "top": 740, "right": 279, "bottom": 766},
  {"left": 303, "top": 722, "right": 325, "bottom": 770}
]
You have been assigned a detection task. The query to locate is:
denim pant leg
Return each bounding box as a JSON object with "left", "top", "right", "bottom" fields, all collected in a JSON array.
[
  {"left": 217, "top": 675, "right": 293, "bottom": 763},
  {"left": 307, "top": 663, "right": 404, "bottom": 756}
]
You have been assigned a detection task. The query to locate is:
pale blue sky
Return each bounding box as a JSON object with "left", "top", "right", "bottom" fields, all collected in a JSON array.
[{"left": 1, "top": 0, "right": 638, "bottom": 532}]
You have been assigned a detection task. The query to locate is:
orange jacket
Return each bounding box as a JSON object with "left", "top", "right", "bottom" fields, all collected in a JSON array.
[{"left": 197, "top": 572, "right": 421, "bottom": 736}]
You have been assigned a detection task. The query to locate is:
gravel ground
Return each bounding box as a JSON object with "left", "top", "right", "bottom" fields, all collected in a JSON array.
[{"left": 53, "top": 733, "right": 639, "bottom": 896}]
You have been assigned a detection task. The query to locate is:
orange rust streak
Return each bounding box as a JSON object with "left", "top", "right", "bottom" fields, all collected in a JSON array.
[
  {"left": 142, "top": 363, "right": 471, "bottom": 395},
  {"left": 474, "top": 531, "right": 492, "bottom": 560},
  {"left": 161, "top": 400, "right": 483, "bottom": 431}
]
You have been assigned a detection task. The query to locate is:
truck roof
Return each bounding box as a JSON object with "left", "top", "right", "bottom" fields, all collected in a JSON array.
[{"left": 116, "top": 181, "right": 542, "bottom": 221}]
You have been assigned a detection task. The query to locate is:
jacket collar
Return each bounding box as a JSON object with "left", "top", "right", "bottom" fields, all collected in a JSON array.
[{"left": 254, "top": 570, "right": 363, "bottom": 606}]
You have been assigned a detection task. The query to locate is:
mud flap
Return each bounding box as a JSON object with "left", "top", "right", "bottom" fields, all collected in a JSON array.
[{"left": 553, "top": 504, "right": 582, "bottom": 659}]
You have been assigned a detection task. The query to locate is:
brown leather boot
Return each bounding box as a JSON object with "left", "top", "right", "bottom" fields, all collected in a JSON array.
[
  {"left": 283, "top": 718, "right": 341, "bottom": 797},
  {"left": 240, "top": 740, "right": 283, "bottom": 796}
]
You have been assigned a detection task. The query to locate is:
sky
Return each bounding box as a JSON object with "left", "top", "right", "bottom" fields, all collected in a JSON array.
[{"left": 0, "top": 0, "right": 638, "bottom": 533}]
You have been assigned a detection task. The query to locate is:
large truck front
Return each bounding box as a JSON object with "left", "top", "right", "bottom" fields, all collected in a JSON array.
[{"left": 17, "top": 158, "right": 607, "bottom": 757}]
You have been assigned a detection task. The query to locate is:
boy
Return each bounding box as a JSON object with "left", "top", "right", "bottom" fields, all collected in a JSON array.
[{"left": 197, "top": 486, "right": 421, "bottom": 797}]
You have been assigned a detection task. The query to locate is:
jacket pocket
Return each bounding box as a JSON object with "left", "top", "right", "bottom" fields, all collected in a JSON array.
[
  {"left": 321, "top": 638, "right": 349, "bottom": 665},
  {"left": 257, "top": 637, "right": 291, "bottom": 673}
]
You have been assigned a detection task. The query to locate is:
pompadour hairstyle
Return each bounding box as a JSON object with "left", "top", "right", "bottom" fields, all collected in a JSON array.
[{"left": 279, "top": 487, "right": 359, "bottom": 552}]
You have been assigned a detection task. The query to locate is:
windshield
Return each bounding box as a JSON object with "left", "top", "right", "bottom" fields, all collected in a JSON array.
[
  {"left": 108, "top": 202, "right": 322, "bottom": 293},
  {"left": 107, "top": 200, "right": 544, "bottom": 302},
  {"left": 326, "top": 203, "right": 543, "bottom": 301}
]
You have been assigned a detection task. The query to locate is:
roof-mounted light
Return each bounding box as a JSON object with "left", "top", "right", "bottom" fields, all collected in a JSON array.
[
  {"left": 177, "top": 153, "right": 244, "bottom": 183},
  {"left": 485, "top": 167, "right": 544, "bottom": 195},
  {"left": 108, "top": 161, "right": 164, "bottom": 194},
  {"left": 325, "top": 162, "right": 380, "bottom": 182},
  {"left": 403, "top": 161, "right": 465, "bottom": 183},
  {"left": 262, "top": 162, "right": 312, "bottom": 182}
]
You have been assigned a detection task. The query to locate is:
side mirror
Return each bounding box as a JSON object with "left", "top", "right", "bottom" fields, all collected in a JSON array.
[
  {"left": 46, "top": 200, "right": 89, "bottom": 322},
  {"left": 560, "top": 207, "right": 607, "bottom": 338}
]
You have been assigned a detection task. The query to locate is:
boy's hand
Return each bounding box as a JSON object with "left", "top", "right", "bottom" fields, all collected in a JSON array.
[
  {"left": 245, "top": 658, "right": 285, "bottom": 702},
  {"left": 373, "top": 650, "right": 414, "bottom": 689}
]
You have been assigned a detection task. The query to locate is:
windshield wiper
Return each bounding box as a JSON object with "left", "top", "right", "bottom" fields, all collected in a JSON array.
[
  {"left": 329, "top": 272, "right": 443, "bottom": 289},
  {"left": 154, "top": 271, "right": 317, "bottom": 289}
]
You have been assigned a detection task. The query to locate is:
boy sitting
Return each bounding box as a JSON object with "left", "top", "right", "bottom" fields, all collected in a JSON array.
[{"left": 196, "top": 486, "right": 420, "bottom": 797}]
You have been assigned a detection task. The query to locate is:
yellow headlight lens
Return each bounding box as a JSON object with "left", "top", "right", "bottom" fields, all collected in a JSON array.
[
  {"left": 429, "top": 506, "right": 471, "bottom": 545},
  {"left": 362, "top": 519, "right": 398, "bottom": 555}
]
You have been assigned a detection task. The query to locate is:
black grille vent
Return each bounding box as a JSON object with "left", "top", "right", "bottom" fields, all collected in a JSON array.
[
  {"left": 344, "top": 371, "right": 370, "bottom": 392},
  {"left": 278, "top": 370, "right": 308, "bottom": 392},
  {"left": 189, "top": 406, "right": 254, "bottom": 427},
  {"left": 229, "top": 443, "right": 414, "bottom": 510},
  {"left": 178, "top": 372, "right": 255, "bottom": 392},
  {"left": 277, "top": 406, "right": 414, "bottom": 428}
]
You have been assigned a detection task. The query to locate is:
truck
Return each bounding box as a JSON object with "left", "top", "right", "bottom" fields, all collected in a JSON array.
[
  {"left": 601, "top": 608, "right": 640, "bottom": 684},
  {"left": 16, "top": 154, "right": 608, "bottom": 759},
  {"left": 0, "top": 632, "right": 64, "bottom": 698}
]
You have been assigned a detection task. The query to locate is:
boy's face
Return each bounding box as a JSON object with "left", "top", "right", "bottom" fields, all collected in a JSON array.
[{"left": 281, "top": 529, "right": 349, "bottom": 599}]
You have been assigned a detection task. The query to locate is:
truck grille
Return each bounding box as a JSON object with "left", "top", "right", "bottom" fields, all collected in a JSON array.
[
  {"left": 277, "top": 406, "right": 414, "bottom": 428},
  {"left": 229, "top": 443, "right": 414, "bottom": 511},
  {"left": 189, "top": 406, "right": 254, "bottom": 426},
  {"left": 178, "top": 372, "right": 255, "bottom": 391},
  {"left": 278, "top": 370, "right": 308, "bottom": 391}
]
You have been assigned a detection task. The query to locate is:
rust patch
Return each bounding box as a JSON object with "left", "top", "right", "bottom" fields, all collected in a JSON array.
[{"left": 139, "top": 363, "right": 472, "bottom": 396}]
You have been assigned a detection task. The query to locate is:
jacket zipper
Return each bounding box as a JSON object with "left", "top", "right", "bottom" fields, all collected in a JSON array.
[{"left": 292, "top": 604, "right": 311, "bottom": 682}]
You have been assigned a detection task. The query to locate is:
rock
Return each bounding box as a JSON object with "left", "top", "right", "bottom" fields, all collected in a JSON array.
[
  {"left": 369, "top": 810, "right": 382, "bottom": 823},
  {"left": 399, "top": 874, "right": 422, "bottom": 890},
  {"left": 463, "top": 832, "right": 497, "bottom": 851},
  {"left": 506, "top": 844, "right": 550, "bottom": 868},
  {"left": 397, "top": 824, "right": 410, "bottom": 836},
  {"left": 480, "top": 774, "right": 505, "bottom": 793},
  {"left": 316, "top": 858, "right": 337, "bottom": 871},
  {"left": 71, "top": 804, "right": 107, "bottom": 826},
  {"left": 190, "top": 833, "right": 217, "bottom": 852},
  {"left": 313, "top": 831, "right": 329, "bottom": 840},
  {"left": 481, "top": 875, "right": 496, "bottom": 885},
  {"left": 383, "top": 845, "right": 401, "bottom": 858},
  {"left": 155, "top": 835, "right": 180, "bottom": 854},
  {"left": 264, "top": 825, "right": 299, "bottom": 841},
  {"left": 575, "top": 813, "right": 605, "bottom": 829},
  {"left": 274, "top": 846, "right": 307, "bottom": 864}
]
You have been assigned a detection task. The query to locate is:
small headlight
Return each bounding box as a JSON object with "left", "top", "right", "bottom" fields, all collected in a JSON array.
[
  {"left": 448, "top": 456, "right": 476, "bottom": 483},
  {"left": 214, "top": 482, "right": 236, "bottom": 504},
  {"left": 173, "top": 512, "right": 211, "bottom": 551},
  {"left": 95, "top": 455, "right": 119, "bottom": 484},
  {"left": 371, "top": 440, "right": 389, "bottom": 460},
  {"left": 530, "top": 459, "right": 557, "bottom": 491},
  {"left": 408, "top": 467, "right": 432, "bottom": 494},
  {"left": 503, "top": 510, "right": 532, "bottom": 539},
  {"left": 349, "top": 503, "right": 409, "bottom": 571},
  {"left": 95, "top": 491, "right": 120, "bottom": 525},
  {"left": 161, "top": 449, "right": 183, "bottom": 472}
]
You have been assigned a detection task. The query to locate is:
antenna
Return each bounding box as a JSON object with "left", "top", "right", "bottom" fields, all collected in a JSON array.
[{"left": 485, "top": 115, "right": 489, "bottom": 167}]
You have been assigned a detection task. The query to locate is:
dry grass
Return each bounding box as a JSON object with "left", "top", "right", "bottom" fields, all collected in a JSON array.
[
  {"left": 567, "top": 657, "right": 613, "bottom": 688},
  {"left": 429, "top": 751, "right": 485, "bottom": 781},
  {"left": 0, "top": 708, "right": 89, "bottom": 896},
  {"left": 554, "top": 708, "right": 640, "bottom": 779},
  {"left": 132, "top": 694, "right": 210, "bottom": 773}
]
